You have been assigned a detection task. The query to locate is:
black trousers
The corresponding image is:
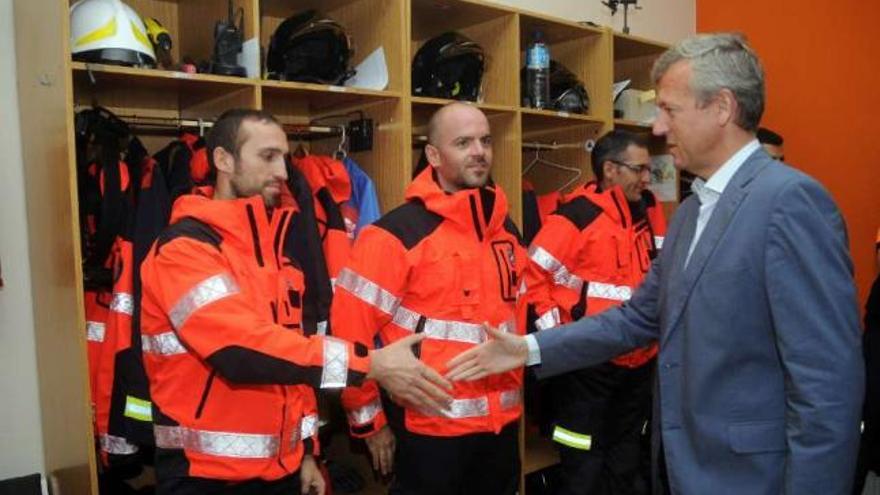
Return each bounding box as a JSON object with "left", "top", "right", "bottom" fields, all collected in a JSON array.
[
  {"left": 553, "top": 360, "right": 654, "bottom": 495},
  {"left": 156, "top": 472, "right": 301, "bottom": 495},
  {"left": 388, "top": 421, "right": 521, "bottom": 495}
]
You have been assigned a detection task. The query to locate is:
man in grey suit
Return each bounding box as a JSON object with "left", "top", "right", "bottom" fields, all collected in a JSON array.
[{"left": 448, "top": 33, "right": 864, "bottom": 494}]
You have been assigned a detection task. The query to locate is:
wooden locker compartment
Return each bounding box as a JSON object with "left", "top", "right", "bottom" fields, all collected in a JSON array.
[
  {"left": 520, "top": 112, "right": 607, "bottom": 196},
  {"left": 518, "top": 13, "right": 612, "bottom": 122},
  {"left": 262, "top": 85, "right": 407, "bottom": 213},
  {"left": 260, "top": 0, "right": 407, "bottom": 93},
  {"left": 410, "top": 0, "right": 519, "bottom": 107},
  {"left": 70, "top": 0, "right": 260, "bottom": 73}
]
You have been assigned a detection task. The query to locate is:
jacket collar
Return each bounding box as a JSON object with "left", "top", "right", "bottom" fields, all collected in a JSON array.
[
  {"left": 406, "top": 167, "right": 509, "bottom": 241},
  {"left": 170, "top": 186, "right": 294, "bottom": 269}
]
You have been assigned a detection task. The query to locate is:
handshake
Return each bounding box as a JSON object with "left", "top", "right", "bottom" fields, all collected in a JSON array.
[{"left": 367, "top": 323, "right": 530, "bottom": 413}]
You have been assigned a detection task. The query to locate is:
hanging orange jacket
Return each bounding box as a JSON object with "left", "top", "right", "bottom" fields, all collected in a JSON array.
[
  {"left": 93, "top": 237, "right": 141, "bottom": 464},
  {"left": 139, "top": 187, "right": 369, "bottom": 482},
  {"left": 293, "top": 155, "right": 352, "bottom": 281},
  {"left": 333, "top": 168, "right": 527, "bottom": 439},
  {"left": 526, "top": 183, "right": 667, "bottom": 368}
]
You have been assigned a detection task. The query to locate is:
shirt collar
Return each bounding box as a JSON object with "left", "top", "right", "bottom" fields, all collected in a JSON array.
[{"left": 691, "top": 139, "right": 761, "bottom": 201}]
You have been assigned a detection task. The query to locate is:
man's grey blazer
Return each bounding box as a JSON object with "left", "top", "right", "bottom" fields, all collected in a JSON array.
[{"left": 533, "top": 148, "right": 864, "bottom": 494}]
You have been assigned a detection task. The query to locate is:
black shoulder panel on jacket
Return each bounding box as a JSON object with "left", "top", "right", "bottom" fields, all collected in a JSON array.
[
  {"left": 503, "top": 216, "right": 525, "bottom": 247},
  {"left": 155, "top": 217, "right": 223, "bottom": 255},
  {"left": 554, "top": 196, "right": 603, "bottom": 231},
  {"left": 373, "top": 200, "right": 443, "bottom": 250}
]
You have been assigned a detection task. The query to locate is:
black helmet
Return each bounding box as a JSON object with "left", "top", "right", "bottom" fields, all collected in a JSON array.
[
  {"left": 521, "top": 60, "right": 590, "bottom": 114},
  {"left": 266, "top": 10, "right": 354, "bottom": 85},
  {"left": 412, "top": 32, "right": 484, "bottom": 101}
]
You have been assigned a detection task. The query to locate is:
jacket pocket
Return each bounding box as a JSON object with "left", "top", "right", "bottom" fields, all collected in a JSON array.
[{"left": 727, "top": 420, "right": 786, "bottom": 454}]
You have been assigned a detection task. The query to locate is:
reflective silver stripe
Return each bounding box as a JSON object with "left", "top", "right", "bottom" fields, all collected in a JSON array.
[
  {"left": 142, "top": 331, "right": 188, "bottom": 356},
  {"left": 317, "top": 320, "right": 328, "bottom": 336},
  {"left": 154, "top": 425, "right": 279, "bottom": 459},
  {"left": 426, "top": 396, "right": 489, "bottom": 419},
  {"left": 169, "top": 273, "right": 240, "bottom": 329},
  {"left": 347, "top": 399, "right": 383, "bottom": 426},
  {"left": 529, "top": 246, "right": 584, "bottom": 291},
  {"left": 587, "top": 282, "right": 632, "bottom": 302},
  {"left": 530, "top": 247, "right": 633, "bottom": 301},
  {"left": 335, "top": 268, "right": 400, "bottom": 315},
  {"left": 321, "top": 337, "right": 349, "bottom": 389},
  {"left": 300, "top": 414, "right": 319, "bottom": 439},
  {"left": 100, "top": 434, "right": 138, "bottom": 455},
  {"left": 535, "top": 308, "right": 561, "bottom": 331},
  {"left": 110, "top": 292, "right": 134, "bottom": 316},
  {"left": 500, "top": 389, "right": 522, "bottom": 410},
  {"left": 654, "top": 236, "right": 665, "bottom": 249},
  {"left": 393, "top": 306, "right": 515, "bottom": 345},
  {"left": 86, "top": 321, "right": 106, "bottom": 342}
]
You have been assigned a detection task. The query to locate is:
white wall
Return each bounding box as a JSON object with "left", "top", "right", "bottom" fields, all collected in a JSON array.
[
  {"left": 0, "top": 0, "right": 47, "bottom": 482},
  {"left": 487, "top": 0, "right": 695, "bottom": 45}
]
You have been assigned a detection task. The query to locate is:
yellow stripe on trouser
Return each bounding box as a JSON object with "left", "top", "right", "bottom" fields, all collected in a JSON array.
[
  {"left": 552, "top": 425, "right": 592, "bottom": 451},
  {"left": 124, "top": 395, "right": 153, "bottom": 422}
]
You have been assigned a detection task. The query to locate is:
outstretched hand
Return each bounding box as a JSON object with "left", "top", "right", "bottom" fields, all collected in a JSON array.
[
  {"left": 369, "top": 333, "right": 453, "bottom": 414},
  {"left": 446, "top": 323, "right": 529, "bottom": 381}
]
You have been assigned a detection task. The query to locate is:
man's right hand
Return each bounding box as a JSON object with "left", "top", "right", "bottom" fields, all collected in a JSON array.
[
  {"left": 368, "top": 333, "right": 453, "bottom": 414},
  {"left": 364, "top": 425, "right": 395, "bottom": 476}
]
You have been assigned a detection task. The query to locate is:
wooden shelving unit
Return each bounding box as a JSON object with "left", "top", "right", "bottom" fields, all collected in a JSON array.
[{"left": 13, "top": 0, "right": 675, "bottom": 492}]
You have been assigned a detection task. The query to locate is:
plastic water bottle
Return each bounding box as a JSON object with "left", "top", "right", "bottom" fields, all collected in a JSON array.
[{"left": 526, "top": 30, "right": 550, "bottom": 109}]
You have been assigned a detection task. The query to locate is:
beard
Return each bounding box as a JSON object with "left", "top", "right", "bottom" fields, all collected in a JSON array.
[
  {"left": 455, "top": 158, "right": 490, "bottom": 189},
  {"left": 231, "top": 178, "right": 281, "bottom": 207}
]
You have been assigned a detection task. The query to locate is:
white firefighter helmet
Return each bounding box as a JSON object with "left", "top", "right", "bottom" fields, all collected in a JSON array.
[{"left": 70, "top": 0, "right": 156, "bottom": 67}]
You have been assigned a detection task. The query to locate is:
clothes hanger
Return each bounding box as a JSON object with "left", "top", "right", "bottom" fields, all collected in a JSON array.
[
  {"left": 333, "top": 125, "right": 348, "bottom": 160},
  {"left": 521, "top": 145, "right": 582, "bottom": 191}
]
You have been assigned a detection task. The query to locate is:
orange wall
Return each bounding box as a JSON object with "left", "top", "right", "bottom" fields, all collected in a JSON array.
[{"left": 698, "top": 0, "right": 880, "bottom": 308}]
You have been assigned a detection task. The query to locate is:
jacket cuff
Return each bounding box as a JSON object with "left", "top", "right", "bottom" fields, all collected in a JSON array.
[{"left": 346, "top": 398, "right": 387, "bottom": 438}]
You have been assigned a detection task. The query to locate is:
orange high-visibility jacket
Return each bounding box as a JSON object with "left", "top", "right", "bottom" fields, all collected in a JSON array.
[
  {"left": 333, "top": 168, "right": 527, "bottom": 438},
  {"left": 140, "top": 187, "right": 369, "bottom": 482},
  {"left": 526, "top": 183, "right": 667, "bottom": 368}
]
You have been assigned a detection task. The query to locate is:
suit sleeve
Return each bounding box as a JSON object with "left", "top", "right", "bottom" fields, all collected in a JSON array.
[
  {"left": 332, "top": 226, "right": 411, "bottom": 438},
  {"left": 525, "top": 213, "right": 583, "bottom": 329},
  {"left": 532, "top": 255, "right": 662, "bottom": 379},
  {"left": 764, "top": 178, "right": 863, "bottom": 494},
  {"left": 145, "top": 238, "right": 370, "bottom": 389}
]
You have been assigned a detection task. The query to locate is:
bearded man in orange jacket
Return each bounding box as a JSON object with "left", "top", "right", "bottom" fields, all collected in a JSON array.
[{"left": 140, "top": 108, "right": 452, "bottom": 495}]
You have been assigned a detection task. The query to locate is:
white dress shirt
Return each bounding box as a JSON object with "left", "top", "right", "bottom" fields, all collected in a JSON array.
[
  {"left": 525, "top": 139, "right": 762, "bottom": 366},
  {"left": 685, "top": 140, "right": 760, "bottom": 266}
]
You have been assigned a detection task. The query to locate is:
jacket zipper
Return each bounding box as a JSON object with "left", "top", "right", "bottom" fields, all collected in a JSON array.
[
  {"left": 468, "top": 195, "right": 484, "bottom": 242},
  {"left": 277, "top": 389, "right": 289, "bottom": 471},
  {"left": 245, "top": 204, "right": 265, "bottom": 267},
  {"left": 194, "top": 370, "right": 216, "bottom": 419}
]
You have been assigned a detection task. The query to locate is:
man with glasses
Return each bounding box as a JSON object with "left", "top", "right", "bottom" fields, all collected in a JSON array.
[{"left": 524, "top": 129, "right": 666, "bottom": 495}]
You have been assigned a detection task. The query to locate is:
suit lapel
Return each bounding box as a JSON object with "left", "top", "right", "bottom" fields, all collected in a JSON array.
[{"left": 662, "top": 151, "right": 769, "bottom": 345}]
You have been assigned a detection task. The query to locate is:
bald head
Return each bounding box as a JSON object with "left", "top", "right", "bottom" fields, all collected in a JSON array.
[
  {"left": 427, "top": 102, "right": 488, "bottom": 146},
  {"left": 424, "top": 102, "right": 493, "bottom": 192}
]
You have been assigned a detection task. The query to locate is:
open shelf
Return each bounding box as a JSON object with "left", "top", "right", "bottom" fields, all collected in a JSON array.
[
  {"left": 72, "top": 62, "right": 258, "bottom": 130},
  {"left": 72, "top": 62, "right": 258, "bottom": 88},
  {"left": 260, "top": 0, "right": 406, "bottom": 91},
  {"left": 518, "top": 16, "right": 612, "bottom": 121},
  {"left": 614, "top": 117, "right": 654, "bottom": 131},
  {"left": 411, "top": 0, "right": 519, "bottom": 106},
  {"left": 85, "top": 0, "right": 259, "bottom": 71}
]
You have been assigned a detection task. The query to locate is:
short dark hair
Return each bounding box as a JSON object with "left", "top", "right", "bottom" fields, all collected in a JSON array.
[
  {"left": 206, "top": 108, "right": 281, "bottom": 170},
  {"left": 591, "top": 129, "right": 650, "bottom": 181},
  {"left": 756, "top": 127, "right": 783, "bottom": 146}
]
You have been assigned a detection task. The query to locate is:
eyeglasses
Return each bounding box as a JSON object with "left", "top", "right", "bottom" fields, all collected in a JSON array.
[{"left": 610, "top": 160, "right": 652, "bottom": 175}]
